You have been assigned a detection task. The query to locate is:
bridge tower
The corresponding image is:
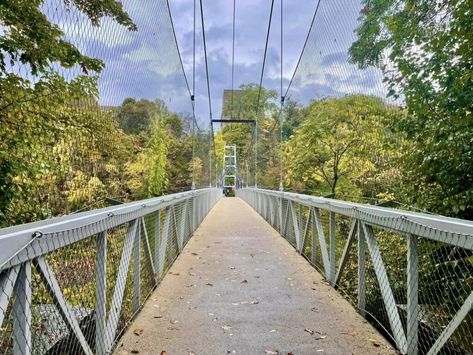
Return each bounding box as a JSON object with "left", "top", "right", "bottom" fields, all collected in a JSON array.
[{"left": 222, "top": 145, "right": 238, "bottom": 192}]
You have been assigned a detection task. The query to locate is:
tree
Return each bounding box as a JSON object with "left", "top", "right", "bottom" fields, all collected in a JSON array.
[
  {"left": 116, "top": 98, "right": 160, "bottom": 135},
  {"left": 147, "top": 117, "right": 168, "bottom": 196},
  {"left": 0, "top": 0, "right": 136, "bottom": 75},
  {"left": 0, "top": 74, "right": 133, "bottom": 225},
  {"left": 285, "top": 95, "right": 404, "bottom": 198},
  {"left": 349, "top": 0, "right": 473, "bottom": 218}
]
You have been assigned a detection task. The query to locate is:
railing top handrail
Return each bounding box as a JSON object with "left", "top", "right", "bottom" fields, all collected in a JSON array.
[
  {"left": 243, "top": 188, "right": 473, "bottom": 249},
  {"left": 0, "top": 188, "right": 217, "bottom": 269}
]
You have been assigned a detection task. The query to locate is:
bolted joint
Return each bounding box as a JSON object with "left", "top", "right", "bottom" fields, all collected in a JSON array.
[
  {"left": 32, "top": 231, "right": 43, "bottom": 239},
  {"left": 281, "top": 95, "right": 285, "bottom": 104},
  {"left": 191, "top": 95, "right": 195, "bottom": 101}
]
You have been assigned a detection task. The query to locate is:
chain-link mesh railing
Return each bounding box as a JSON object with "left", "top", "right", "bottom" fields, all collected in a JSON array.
[
  {"left": 0, "top": 188, "right": 220, "bottom": 354},
  {"left": 238, "top": 188, "right": 473, "bottom": 355}
]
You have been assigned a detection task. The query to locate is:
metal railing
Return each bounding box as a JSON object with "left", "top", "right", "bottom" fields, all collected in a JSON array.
[
  {"left": 0, "top": 188, "right": 221, "bottom": 354},
  {"left": 237, "top": 188, "right": 473, "bottom": 355}
]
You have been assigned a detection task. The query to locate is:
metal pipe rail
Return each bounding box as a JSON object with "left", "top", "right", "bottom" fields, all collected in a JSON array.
[
  {"left": 237, "top": 188, "right": 473, "bottom": 355},
  {"left": 0, "top": 188, "right": 221, "bottom": 354}
]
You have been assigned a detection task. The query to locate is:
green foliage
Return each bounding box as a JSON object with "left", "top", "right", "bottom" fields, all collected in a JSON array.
[
  {"left": 349, "top": 0, "right": 473, "bottom": 218},
  {"left": 147, "top": 117, "right": 168, "bottom": 197},
  {"left": 117, "top": 98, "right": 164, "bottom": 136},
  {"left": 0, "top": 0, "right": 136, "bottom": 74},
  {"left": 0, "top": 73, "right": 133, "bottom": 225},
  {"left": 286, "top": 95, "right": 406, "bottom": 198}
]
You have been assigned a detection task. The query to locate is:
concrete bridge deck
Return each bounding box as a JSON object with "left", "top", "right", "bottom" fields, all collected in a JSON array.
[{"left": 116, "top": 198, "right": 396, "bottom": 355}]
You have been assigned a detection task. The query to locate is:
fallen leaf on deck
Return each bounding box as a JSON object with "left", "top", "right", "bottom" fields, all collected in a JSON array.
[
  {"left": 316, "top": 335, "right": 327, "bottom": 340},
  {"left": 222, "top": 325, "right": 232, "bottom": 331},
  {"left": 188, "top": 272, "right": 196, "bottom": 276},
  {"left": 270, "top": 329, "right": 276, "bottom": 333},
  {"left": 188, "top": 352, "right": 196, "bottom": 355},
  {"left": 206, "top": 283, "right": 214, "bottom": 287},
  {"left": 133, "top": 329, "right": 143, "bottom": 336},
  {"left": 241, "top": 279, "right": 248, "bottom": 284},
  {"left": 343, "top": 330, "right": 357, "bottom": 337},
  {"left": 230, "top": 266, "right": 236, "bottom": 270},
  {"left": 304, "top": 328, "right": 315, "bottom": 335},
  {"left": 288, "top": 352, "right": 294, "bottom": 355},
  {"left": 369, "top": 338, "right": 381, "bottom": 347},
  {"left": 160, "top": 352, "right": 167, "bottom": 355},
  {"left": 170, "top": 272, "right": 180, "bottom": 276},
  {"left": 153, "top": 315, "right": 163, "bottom": 319},
  {"left": 170, "top": 319, "right": 179, "bottom": 324},
  {"left": 250, "top": 300, "right": 259, "bottom": 304},
  {"left": 131, "top": 350, "right": 139, "bottom": 354},
  {"left": 265, "top": 351, "right": 278, "bottom": 355},
  {"left": 311, "top": 307, "right": 319, "bottom": 312},
  {"left": 316, "top": 349, "right": 324, "bottom": 352},
  {"left": 191, "top": 252, "right": 198, "bottom": 255}
]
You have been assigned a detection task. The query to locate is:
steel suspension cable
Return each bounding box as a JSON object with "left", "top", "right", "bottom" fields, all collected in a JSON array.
[
  {"left": 254, "top": 0, "right": 275, "bottom": 188},
  {"left": 199, "top": 0, "right": 213, "bottom": 120},
  {"left": 284, "top": 0, "right": 322, "bottom": 99},
  {"left": 191, "top": 0, "right": 197, "bottom": 189},
  {"left": 279, "top": 0, "right": 284, "bottom": 191},
  {"left": 199, "top": 0, "right": 217, "bottom": 186},
  {"left": 231, "top": 0, "right": 236, "bottom": 119},
  {"left": 166, "top": 0, "right": 201, "bottom": 134},
  {"left": 166, "top": 0, "right": 192, "bottom": 100}
]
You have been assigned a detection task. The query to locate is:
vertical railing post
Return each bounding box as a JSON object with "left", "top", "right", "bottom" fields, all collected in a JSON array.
[
  {"left": 407, "top": 234, "right": 419, "bottom": 355},
  {"left": 357, "top": 221, "right": 366, "bottom": 316},
  {"left": 96, "top": 232, "right": 107, "bottom": 355},
  {"left": 329, "top": 212, "right": 336, "bottom": 284},
  {"left": 154, "top": 210, "right": 161, "bottom": 271},
  {"left": 299, "top": 204, "right": 304, "bottom": 249},
  {"left": 13, "top": 262, "right": 32, "bottom": 355},
  {"left": 133, "top": 219, "right": 141, "bottom": 313},
  {"left": 279, "top": 196, "right": 283, "bottom": 233},
  {"left": 191, "top": 196, "right": 196, "bottom": 232},
  {"left": 311, "top": 208, "right": 317, "bottom": 264}
]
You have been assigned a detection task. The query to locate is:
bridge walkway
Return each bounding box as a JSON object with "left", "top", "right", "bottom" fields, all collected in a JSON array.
[{"left": 115, "top": 198, "right": 396, "bottom": 355}]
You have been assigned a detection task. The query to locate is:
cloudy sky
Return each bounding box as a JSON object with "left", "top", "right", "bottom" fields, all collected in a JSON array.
[{"left": 47, "top": 0, "right": 388, "bottom": 128}]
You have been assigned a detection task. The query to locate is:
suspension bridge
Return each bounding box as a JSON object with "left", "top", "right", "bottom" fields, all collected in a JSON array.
[{"left": 0, "top": 0, "right": 472, "bottom": 354}]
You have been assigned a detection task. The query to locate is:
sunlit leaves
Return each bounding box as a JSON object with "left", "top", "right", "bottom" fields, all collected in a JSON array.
[
  {"left": 349, "top": 0, "right": 473, "bottom": 218},
  {"left": 0, "top": 0, "right": 136, "bottom": 75},
  {"left": 285, "top": 95, "right": 406, "bottom": 199}
]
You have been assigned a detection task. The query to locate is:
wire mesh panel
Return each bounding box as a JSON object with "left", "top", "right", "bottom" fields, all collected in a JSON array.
[
  {"left": 0, "top": 188, "right": 220, "bottom": 354},
  {"left": 238, "top": 188, "right": 473, "bottom": 355},
  {"left": 0, "top": 0, "right": 214, "bottom": 230}
]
